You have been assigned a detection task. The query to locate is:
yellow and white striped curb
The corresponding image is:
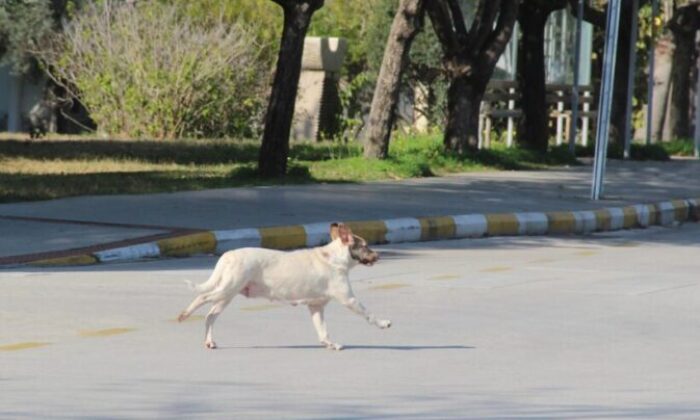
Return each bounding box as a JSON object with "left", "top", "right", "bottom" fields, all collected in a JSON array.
[{"left": 23, "top": 198, "right": 700, "bottom": 266}]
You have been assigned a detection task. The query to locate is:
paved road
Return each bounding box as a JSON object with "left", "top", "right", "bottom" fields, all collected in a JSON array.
[{"left": 2, "top": 224, "right": 700, "bottom": 418}]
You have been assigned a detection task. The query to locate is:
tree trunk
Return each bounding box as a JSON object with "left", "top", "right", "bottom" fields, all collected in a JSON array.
[
  {"left": 668, "top": 5, "right": 700, "bottom": 140},
  {"left": 364, "top": 0, "right": 424, "bottom": 159},
  {"left": 610, "top": 2, "right": 635, "bottom": 147},
  {"left": 517, "top": 6, "right": 550, "bottom": 153},
  {"left": 426, "top": 0, "right": 519, "bottom": 155},
  {"left": 444, "top": 75, "right": 484, "bottom": 153},
  {"left": 258, "top": 0, "right": 322, "bottom": 178},
  {"left": 651, "top": 35, "right": 674, "bottom": 142}
]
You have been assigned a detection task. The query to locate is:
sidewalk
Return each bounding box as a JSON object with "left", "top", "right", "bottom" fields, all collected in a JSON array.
[{"left": 1, "top": 159, "right": 699, "bottom": 267}]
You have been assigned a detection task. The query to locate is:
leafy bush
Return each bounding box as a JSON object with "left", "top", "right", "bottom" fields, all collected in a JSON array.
[
  {"left": 661, "top": 139, "right": 696, "bottom": 157},
  {"left": 36, "top": 1, "right": 267, "bottom": 139},
  {"left": 557, "top": 142, "right": 670, "bottom": 161}
]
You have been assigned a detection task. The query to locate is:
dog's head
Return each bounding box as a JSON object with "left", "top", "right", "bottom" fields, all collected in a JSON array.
[{"left": 330, "top": 223, "right": 379, "bottom": 266}]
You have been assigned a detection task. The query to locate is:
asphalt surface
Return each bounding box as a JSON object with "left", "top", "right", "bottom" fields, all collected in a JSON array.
[
  {"left": 1, "top": 159, "right": 699, "bottom": 263},
  {"left": 2, "top": 225, "right": 700, "bottom": 418}
]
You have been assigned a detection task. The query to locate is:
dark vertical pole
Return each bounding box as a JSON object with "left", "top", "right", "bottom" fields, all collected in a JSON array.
[
  {"left": 623, "top": 0, "right": 639, "bottom": 159},
  {"left": 646, "top": 0, "right": 659, "bottom": 145},
  {"left": 569, "top": 0, "right": 584, "bottom": 155}
]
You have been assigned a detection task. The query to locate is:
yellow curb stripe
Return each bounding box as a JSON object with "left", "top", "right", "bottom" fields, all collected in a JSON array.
[
  {"left": 29, "top": 254, "right": 97, "bottom": 267},
  {"left": 594, "top": 209, "right": 612, "bottom": 231},
  {"left": 621, "top": 206, "right": 638, "bottom": 229},
  {"left": 0, "top": 342, "right": 51, "bottom": 351},
  {"left": 157, "top": 232, "right": 216, "bottom": 257},
  {"left": 671, "top": 199, "right": 690, "bottom": 222},
  {"left": 259, "top": 225, "right": 307, "bottom": 249},
  {"left": 345, "top": 220, "right": 388, "bottom": 244},
  {"left": 418, "top": 216, "right": 456, "bottom": 240},
  {"left": 486, "top": 214, "right": 519, "bottom": 236},
  {"left": 646, "top": 204, "right": 660, "bottom": 225},
  {"left": 79, "top": 328, "right": 135, "bottom": 337},
  {"left": 546, "top": 211, "right": 577, "bottom": 234}
]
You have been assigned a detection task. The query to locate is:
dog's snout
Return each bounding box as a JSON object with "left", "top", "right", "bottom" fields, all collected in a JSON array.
[{"left": 362, "top": 250, "right": 379, "bottom": 265}]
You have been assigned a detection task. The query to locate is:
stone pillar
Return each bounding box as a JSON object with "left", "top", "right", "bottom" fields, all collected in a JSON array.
[{"left": 292, "top": 37, "right": 347, "bottom": 141}]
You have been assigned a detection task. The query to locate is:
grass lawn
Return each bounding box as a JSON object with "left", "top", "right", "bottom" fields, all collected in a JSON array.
[{"left": 0, "top": 132, "right": 603, "bottom": 203}]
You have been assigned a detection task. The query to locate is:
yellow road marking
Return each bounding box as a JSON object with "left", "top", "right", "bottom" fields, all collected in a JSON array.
[
  {"left": 169, "top": 315, "right": 204, "bottom": 323},
  {"left": 240, "top": 304, "right": 284, "bottom": 312},
  {"left": 528, "top": 258, "right": 556, "bottom": 264},
  {"left": 576, "top": 250, "right": 598, "bottom": 256},
  {"left": 0, "top": 342, "right": 51, "bottom": 351},
  {"left": 79, "top": 328, "right": 135, "bottom": 337},
  {"left": 369, "top": 283, "right": 410, "bottom": 290},
  {"left": 480, "top": 266, "right": 512, "bottom": 273},
  {"left": 430, "top": 274, "right": 461, "bottom": 281}
]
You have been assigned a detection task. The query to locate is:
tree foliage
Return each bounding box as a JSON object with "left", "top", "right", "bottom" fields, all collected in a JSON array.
[
  {"left": 36, "top": 1, "right": 266, "bottom": 139},
  {"left": 0, "top": 0, "right": 73, "bottom": 76}
]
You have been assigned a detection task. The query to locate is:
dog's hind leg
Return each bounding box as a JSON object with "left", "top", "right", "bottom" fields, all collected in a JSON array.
[
  {"left": 204, "top": 296, "right": 234, "bottom": 349},
  {"left": 177, "top": 292, "right": 213, "bottom": 322},
  {"left": 308, "top": 303, "right": 342, "bottom": 351}
]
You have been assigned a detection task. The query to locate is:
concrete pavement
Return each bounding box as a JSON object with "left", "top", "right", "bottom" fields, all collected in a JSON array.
[
  {"left": 1, "top": 159, "right": 699, "bottom": 266},
  {"left": 2, "top": 225, "right": 700, "bottom": 418}
]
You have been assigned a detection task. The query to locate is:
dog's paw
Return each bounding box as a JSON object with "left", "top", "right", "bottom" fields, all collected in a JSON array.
[
  {"left": 322, "top": 341, "right": 343, "bottom": 351},
  {"left": 378, "top": 319, "right": 392, "bottom": 329},
  {"left": 205, "top": 341, "right": 218, "bottom": 349},
  {"left": 177, "top": 312, "right": 189, "bottom": 322}
]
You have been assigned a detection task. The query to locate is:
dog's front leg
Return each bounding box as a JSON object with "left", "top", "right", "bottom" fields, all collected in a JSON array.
[
  {"left": 308, "top": 304, "right": 342, "bottom": 351},
  {"left": 335, "top": 293, "right": 392, "bottom": 329}
]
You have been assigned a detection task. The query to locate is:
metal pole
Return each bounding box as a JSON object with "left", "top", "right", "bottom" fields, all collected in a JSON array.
[
  {"left": 623, "top": 0, "right": 640, "bottom": 159},
  {"left": 645, "top": 0, "right": 659, "bottom": 145},
  {"left": 592, "top": 0, "right": 622, "bottom": 201},
  {"left": 695, "top": 30, "right": 700, "bottom": 158},
  {"left": 569, "top": 0, "right": 584, "bottom": 155}
]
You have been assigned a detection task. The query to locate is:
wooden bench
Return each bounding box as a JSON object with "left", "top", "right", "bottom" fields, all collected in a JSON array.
[{"left": 479, "top": 81, "right": 598, "bottom": 148}]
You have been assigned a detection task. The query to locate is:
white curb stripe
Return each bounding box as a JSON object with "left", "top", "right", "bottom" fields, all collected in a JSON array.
[
  {"left": 515, "top": 212, "right": 548, "bottom": 235},
  {"left": 607, "top": 207, "right": 625, "bottom": 231},
  {"left": 303, "top": 222, "right": 332, "bottom": 247},
  {"left": 94, "top": 242, "right": 160, "bottom": 262},
  {"left": 656, "top": 201, "right": 675, "bottom": 225},
  {"left": 214, "top": 228, "right": 261, "bottom": 254},
  {"left": 633, "top": 204, "right": 652, "bottom": 227},
  {"left": 384, "top": 218, "right": 422, "bottom": 243},
  {"left": 452, "top": 214, "right": 488, "bottom": 238},
  {"left": 573, "top": 211, "right": 597, "bottom": 234}
]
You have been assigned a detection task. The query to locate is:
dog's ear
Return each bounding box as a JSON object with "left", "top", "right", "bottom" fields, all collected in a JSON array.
[
  {"left": 329, "top": 223, "right": 340, "bottom": 241},
  {"left": 338, "top": 223, "right": 354, "bottom": 245}
]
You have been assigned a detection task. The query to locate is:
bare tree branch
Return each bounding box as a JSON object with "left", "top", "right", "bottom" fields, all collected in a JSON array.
[
  {"left": 469, "top": 0, "right": 502, "bottom": 52},
  {"left": 425, "top": 0, "right": 460, "bottom": 55},
  {"left": 482, "top": 0, "right": 519, "bottom": 71},
  {"left": 446, "top": 0, "right": 468, "bottom": 42}
]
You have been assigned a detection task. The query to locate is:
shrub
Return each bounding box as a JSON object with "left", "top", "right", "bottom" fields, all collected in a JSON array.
[{"left": 36, "top": 0, "right": 266, "bottom": 139}]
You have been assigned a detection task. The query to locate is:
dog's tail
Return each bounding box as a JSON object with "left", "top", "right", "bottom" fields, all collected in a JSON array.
[{"left": 184, "top": 259, "right": 225, "bottom": 294}]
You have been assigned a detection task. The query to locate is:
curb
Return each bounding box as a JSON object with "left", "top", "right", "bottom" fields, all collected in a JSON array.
[{"left": 13, "top": 197, "right": 698, "bottom": 268}]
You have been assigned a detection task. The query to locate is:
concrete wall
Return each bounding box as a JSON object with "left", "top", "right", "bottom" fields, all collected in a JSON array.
[{"left": 0, "top": 65, "right": 44, "bottom": 132}]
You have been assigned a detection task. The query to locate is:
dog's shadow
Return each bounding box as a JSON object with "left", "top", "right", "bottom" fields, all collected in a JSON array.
[{"left": 218, "top": 344, "right": 474, "bottom": 351}]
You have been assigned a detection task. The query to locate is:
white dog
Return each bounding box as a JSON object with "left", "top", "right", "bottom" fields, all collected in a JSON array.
[{"left": 178, "top": 223, "right": 391, "bottom": 350}]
